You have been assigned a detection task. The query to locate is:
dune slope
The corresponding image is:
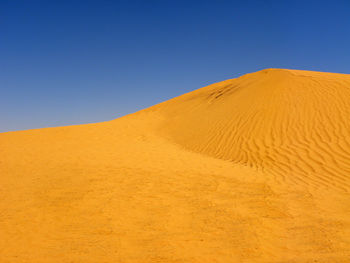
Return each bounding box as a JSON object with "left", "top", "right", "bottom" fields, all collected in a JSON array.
[
  {"left": 151, "top": 69, "right": 350, "bottom": 190},
  {"left": 1, "top": 69, "right": 350, "bottom": 263}
]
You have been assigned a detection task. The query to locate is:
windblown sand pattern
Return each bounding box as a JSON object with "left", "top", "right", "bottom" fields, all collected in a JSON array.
[{"left": 1, "top": 69, "right": 350, "bottom": 262}]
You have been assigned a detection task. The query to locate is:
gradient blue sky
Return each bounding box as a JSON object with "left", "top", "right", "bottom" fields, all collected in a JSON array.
[{"left": 1, "top": 0, "right": 350, "bottom": 132}]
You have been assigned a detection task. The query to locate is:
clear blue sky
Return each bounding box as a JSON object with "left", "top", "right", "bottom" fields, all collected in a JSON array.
[{"left": 1, "top": 0, "right": 350, "bottom": 132}]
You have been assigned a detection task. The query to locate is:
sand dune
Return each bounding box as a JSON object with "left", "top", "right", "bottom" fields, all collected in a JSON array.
[{"left": 1, "top": 68, "right": 350, "bottom": 262}]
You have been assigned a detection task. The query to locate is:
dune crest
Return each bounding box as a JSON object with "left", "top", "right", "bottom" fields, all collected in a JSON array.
[
  {"left": 1, "top": 69, "right": 350, "bottom": 262},
  {"left": 149, "top": 69, "right": 350, "bottom": 190}
]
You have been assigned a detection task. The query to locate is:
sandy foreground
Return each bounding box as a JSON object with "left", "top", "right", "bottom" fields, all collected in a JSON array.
[{"left": 1, "top": 68, "right": 350, "bottom": 262}]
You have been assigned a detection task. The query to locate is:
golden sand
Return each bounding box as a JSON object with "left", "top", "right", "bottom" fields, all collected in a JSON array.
[{"left": 1, "top": 69, "right": 350, "bottom": 262}]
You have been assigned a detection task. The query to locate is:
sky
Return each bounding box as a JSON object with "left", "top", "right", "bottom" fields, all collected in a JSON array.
[{"left": 1, "top": 0, "right": 350, "bottom": 132}]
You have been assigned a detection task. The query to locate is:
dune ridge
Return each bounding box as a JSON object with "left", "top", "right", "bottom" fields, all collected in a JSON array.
[
  {"left": 149, "top": 69, "right": 350, "bottom": 190},
  {"left": 1, "top": 69, "right": 350, "bottom": 262}
]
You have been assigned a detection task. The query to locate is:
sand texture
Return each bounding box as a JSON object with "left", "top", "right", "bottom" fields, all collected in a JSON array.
[{"left": 1, "top": 69, "right": 350, "bottom": 262}]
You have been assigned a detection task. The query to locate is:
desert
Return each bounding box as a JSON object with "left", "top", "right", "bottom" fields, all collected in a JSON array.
[{"left": 1, "top": 68, "right": 350, "bottom": 262}]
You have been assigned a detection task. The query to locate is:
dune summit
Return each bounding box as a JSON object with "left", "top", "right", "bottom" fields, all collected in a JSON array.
[
  {"left": 1, "top": 69, "right": 350, "bottom": 262},
  {"left": 155, "top": 68, "right": 350, "bottom": 190}
]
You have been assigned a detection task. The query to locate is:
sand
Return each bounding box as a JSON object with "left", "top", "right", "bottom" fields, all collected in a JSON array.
[{"left": 1, "top": 68, "right": 350, "bottom": 262}]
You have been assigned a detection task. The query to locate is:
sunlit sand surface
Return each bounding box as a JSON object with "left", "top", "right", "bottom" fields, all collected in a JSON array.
[{"left": 1, "top": 69, "right": 350, "bottom": 262}]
